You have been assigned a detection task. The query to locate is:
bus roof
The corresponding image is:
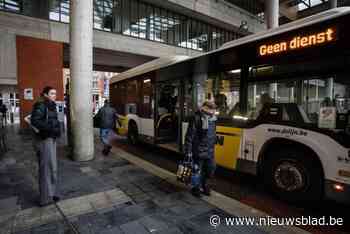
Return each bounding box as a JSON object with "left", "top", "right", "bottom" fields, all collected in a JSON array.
[
  {"left": 110, "top": 55, "right": 190, "bottom": 83},
  {"left": 110, "top": 7, "right": 350, "bottom": 84}
]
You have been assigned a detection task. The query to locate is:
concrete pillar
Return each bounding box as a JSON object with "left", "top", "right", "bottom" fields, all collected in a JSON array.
[
  {"left": 330, "top": 0, "right": 337, "bottom": 9},
  {"left": 265, "top": 0, "right": 279, "bottom": 29},
  {"left": 69, "top": 0, "right": 94, "bottom": 161}
]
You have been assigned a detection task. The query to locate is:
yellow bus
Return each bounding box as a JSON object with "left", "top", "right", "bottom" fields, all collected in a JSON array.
[{"left": 110, "top": 8, "right": 350, "bottom": 204}]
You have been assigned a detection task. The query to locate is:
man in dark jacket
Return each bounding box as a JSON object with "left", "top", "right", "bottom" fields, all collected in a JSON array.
[
  {"left": 184, "top": 101, "right": 217, "bottom": 197},
  {"left": 96, "top": 100, "right": 117, "bottom": 155},
  {"left": 31, "top": 86, "right": 61, "bottom": 206},
  {"left": 0, "top": 101, "right": 8, "bottom": 126}
]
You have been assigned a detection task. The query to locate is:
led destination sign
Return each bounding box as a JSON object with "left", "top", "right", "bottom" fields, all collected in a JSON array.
[{"left": 259, "top": 28, "right": 336, "bottom": 56}]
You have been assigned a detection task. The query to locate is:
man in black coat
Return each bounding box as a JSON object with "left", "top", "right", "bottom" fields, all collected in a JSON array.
[
  {"left": 0, "top": 101, "right": 8, "bottom": 126},
  {"left": 96, "top": 100, "right": 117, "bottom": 155},
  {"left": 184, "top": 101, "right": 217, "bottom": 197}
]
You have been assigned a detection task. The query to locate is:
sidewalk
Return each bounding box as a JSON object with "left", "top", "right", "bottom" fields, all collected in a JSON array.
[{"left": 0, "top": 125, "right": 308, "bottom": 234}]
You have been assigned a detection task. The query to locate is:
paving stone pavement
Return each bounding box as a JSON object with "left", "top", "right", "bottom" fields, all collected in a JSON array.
[{"left": 0, "top": 125, "right": 269, "bottom": 234}]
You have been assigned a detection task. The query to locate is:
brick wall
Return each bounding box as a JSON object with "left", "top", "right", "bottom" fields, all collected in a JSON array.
[{"left": 17, "top": 36, "right": 64, "bottom": 128}]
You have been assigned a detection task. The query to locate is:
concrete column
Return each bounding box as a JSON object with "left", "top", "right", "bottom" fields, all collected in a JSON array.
[
  {"left": 330, "top": 0, "right": 337, "bottom": 9},
  {"left": 265, "top": 0, "right": 279, "bottom": 29},
  {"left": 70, "top": 0, "right": 94, "bottom": 161}
]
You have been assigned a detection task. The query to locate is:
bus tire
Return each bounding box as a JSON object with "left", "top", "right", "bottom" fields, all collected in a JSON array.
[
  {"left": 128, "top": 122, "right": 139, "bottom": 145},
  {"left": 262, "top": 147, "right": 323, "bottom": 203}
]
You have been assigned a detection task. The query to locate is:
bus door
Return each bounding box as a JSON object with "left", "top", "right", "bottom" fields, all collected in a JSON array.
[
  {"left": 155, "top": 80, "right": 182, "bottom": 151},
  {"left": 204, "top": 71, "right": 242, "bottom": 170},
  {"left": 180, "top": 79, "right": 195, "bottom": 151}
]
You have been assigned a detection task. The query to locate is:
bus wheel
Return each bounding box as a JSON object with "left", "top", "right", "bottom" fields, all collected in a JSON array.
[
  {"left": 128, "top": 122, "right": 139, "bottom": 145},
  {"left": 263, "top": 148, "right": 323, "bottom": 203}
]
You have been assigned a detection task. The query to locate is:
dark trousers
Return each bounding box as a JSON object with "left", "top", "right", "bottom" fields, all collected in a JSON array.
[
  {"left": 35, "top": 137, "right": 58, "bottom": 205},
  {"left": 194, "top": 157, "right": 216, "bottom": 189}
]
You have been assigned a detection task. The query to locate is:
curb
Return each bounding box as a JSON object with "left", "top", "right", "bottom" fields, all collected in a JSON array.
[{"left": 111, "top": 147, "right": 310, "bottom": 234}]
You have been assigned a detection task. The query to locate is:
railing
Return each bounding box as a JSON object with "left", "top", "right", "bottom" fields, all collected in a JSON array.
[{"left": 0, "top": 0, "right": 245, "bottom": 52}]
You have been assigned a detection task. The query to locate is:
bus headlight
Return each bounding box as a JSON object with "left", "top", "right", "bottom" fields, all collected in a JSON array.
[{"left": 333, "top": 183, "right": 345, "bottom": 192}]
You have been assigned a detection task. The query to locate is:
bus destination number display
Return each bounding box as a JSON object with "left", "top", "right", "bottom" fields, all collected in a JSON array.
[{"left": 259, "top": 28, "right": 336, "bottom": 56}]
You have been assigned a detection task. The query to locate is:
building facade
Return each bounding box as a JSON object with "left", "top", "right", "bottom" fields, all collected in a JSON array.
[{"left": 0, "top": 0, "right": 266, "bottom": 126}]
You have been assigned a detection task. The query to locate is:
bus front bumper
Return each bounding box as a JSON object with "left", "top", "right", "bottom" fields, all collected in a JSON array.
[{"left": 325, "top": 180, "right": 350, "bottom": 204}]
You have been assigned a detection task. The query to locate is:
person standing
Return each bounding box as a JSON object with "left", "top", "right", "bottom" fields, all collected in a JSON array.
[
  {"left": 184, "top": 101, "right": 217, "bottom": 197},
  {"left": 96, "top": 100, "right": 117, "bottom": 155},
  {"left": 31, "top": 86, "right": 61, "bottom": 206},
  {"left": 0, "top": 101, "right": 8, "bottom": 126},
  {"left": 256, "top": 93, "right": 273, "bottom": 121}
]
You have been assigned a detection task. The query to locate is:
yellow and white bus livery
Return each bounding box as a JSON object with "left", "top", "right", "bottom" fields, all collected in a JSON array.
[{"left": 110, "top": 8, "right": 350, "bottom": 204}]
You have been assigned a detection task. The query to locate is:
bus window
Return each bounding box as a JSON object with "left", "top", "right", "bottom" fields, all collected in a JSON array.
[
  {"left": 206, "top": 70, "right": 240, "bottom": 123},
  {"left": 158, "top": 84, "right": 178, "bottom": 115},
  {"left": 140, "top": 78, "right": 153, "bottom": 118},
  {"left": 184, "top": 80, "right": 194, "bottom": 119},
  {"left": 248, "top": 81, "right": 296, "bottom": 120},
  {"left": 248, "top": 75, "right": 350, "bottom": 132}
]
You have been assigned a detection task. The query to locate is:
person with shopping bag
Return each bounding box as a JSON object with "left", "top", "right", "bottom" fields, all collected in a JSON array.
[{"left": 183, "top": 101, "right": 217, "bottom": 197}]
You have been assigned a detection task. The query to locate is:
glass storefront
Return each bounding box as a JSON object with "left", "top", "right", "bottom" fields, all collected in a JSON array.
[{"left": 0, "top": 0, "right": 241, "bottom": 52}]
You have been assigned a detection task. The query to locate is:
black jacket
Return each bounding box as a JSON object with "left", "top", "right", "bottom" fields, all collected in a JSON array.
[
  {"left": 31, "top": 98, "right": 61, "bottom": 139},
  {"left": 184, "top": 111, "right": 216, "bottom": 160},
  {"left": 96, "top": 104, "right": 117, "bottom": 129},
  {"left": 0, "top": 104, "right": 7, "bottom": 114}
]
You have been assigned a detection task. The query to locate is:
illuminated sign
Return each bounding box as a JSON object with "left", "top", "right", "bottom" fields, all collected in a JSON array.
[{"left": 259, "top": 28, "right": 336, "bottom": 56}]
